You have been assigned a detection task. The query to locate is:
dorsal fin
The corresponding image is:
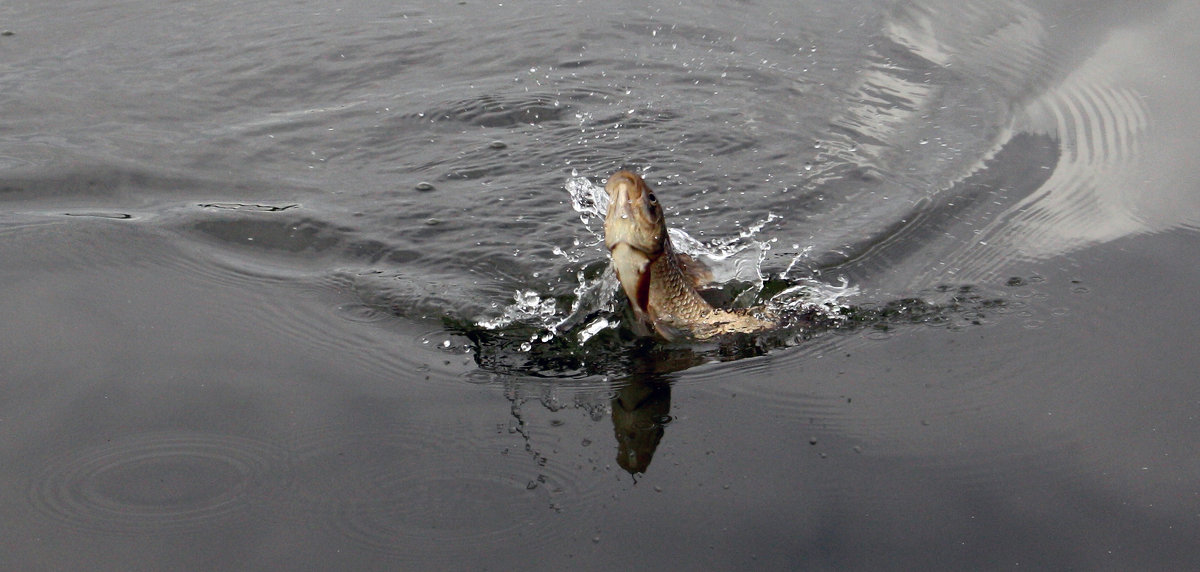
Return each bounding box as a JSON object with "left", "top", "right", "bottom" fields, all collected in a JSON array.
[{"left": 673, "top": 251, "right": 714, "bottom": 289}]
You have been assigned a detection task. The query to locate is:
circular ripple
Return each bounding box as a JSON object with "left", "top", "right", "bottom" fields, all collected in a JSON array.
[
  {"left": 287, "top": 422, "right": 600, "bottom": 561},
  {"left": 334, "top": 302, "right": 392, "bottom": 323},
  {"left": 332, "top": 469, "right": 555, "bottom": 556},
  {"left": 29, "top": 432, "right": 289, "bottom": 535}
]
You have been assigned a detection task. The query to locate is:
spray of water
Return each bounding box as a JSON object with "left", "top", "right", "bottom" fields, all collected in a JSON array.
[{"left": 477, "top": 172, "right": 856, "bottom": 349}]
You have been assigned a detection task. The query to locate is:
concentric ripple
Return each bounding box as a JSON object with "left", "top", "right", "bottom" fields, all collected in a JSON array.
[
  {"left": 926, "top": 59, "right": 1152, "bottom": 285},
  {"left": 286, "top": 422, "right": 601, "bottom": 561},
  {"left": 28, "top": 432, "right": 290, "bottom": 535}
]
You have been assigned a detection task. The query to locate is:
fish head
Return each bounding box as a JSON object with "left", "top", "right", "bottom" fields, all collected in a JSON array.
[{"left": 603, "top": 171, "right": 668, "bottom": 318}]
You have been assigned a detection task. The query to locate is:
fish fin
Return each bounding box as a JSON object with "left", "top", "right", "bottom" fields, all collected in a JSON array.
[
  {"left": 628, "top": 316, "right": 653, "bottom": 338},
  {"left": 674, "top": 251, "right": 714, "bottom": 289},
  {"left": 651, "top": 319, "right": 685, "bottom": 342}
]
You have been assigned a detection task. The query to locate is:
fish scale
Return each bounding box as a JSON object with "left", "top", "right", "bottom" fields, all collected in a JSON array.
[{"left": 603, "top": 170, "right": 776, "bottom": 340}]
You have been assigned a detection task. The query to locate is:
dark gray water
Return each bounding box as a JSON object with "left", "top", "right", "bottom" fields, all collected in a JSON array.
[{"left": 2, "top": 0, "right": 1199, "bottom": 569}]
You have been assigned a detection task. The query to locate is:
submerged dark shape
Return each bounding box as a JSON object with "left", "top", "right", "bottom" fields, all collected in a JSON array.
[
  {"left": 612, "top": 377, "right": 671, "bottom": 474},
  {"left": 602, "top": 171, "right": 777, "bottom": 340}
]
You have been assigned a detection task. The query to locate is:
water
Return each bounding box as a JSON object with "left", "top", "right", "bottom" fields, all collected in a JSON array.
[{"left": 2, "top": 0, "right": 1199, "bottom": 569}]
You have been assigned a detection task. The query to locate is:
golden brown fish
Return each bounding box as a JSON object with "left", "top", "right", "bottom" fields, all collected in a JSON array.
[{"left": 603, "top": 170, "right": 776, "bottom": 340}]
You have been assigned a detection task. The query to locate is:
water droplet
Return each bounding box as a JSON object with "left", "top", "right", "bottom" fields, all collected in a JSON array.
[
  {"left": 489, "top": 140, "right": 507, "bottom": 149},
  {"left": 414, "top": 181, "right": 435, "bottom": 192}
]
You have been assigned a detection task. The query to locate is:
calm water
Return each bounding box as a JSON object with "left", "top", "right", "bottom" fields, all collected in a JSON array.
[{"left": 2, "top": 0, "right": 1199, "bottom": 569}]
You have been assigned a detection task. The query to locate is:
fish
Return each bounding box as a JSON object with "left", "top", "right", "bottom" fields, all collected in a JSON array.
[{"left": 603, "top": 170, "right": 777, "bottom": 340}]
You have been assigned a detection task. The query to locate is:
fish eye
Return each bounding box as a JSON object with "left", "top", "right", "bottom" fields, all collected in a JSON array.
[
  {"left": 641, "top": 199, "right": 661, "bottom": 221},
  {"left": 646, "top": 192, "right": 657, "bottom": 203}
]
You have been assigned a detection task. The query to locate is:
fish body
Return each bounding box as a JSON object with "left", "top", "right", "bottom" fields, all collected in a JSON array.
[{"left": 603, "top": 171, "right": 776, "bottom": 340}]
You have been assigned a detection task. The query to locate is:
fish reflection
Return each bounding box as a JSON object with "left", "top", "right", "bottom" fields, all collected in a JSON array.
[
  {"left": 611, "top": 376, "right": 672, "bottom": 475},
  {"left": 605, "top": 345, "right": 709, "bottom": 475}
]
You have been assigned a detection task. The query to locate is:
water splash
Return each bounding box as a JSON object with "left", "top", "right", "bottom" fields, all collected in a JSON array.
[
  {"left": 476, "top": 290, "right": 559, "bottom": 331},
  {"left": 474, "top": 173, "right": 856, "bottom": 349},
  {"left": 570, "top": 173, "right": 776, "bottom": 292},
  {"left": 766, "top": 276, "right": 858, "bottom": 328},
  {"left": 564, "top": 171, "right": 609, "bottom": 232}
]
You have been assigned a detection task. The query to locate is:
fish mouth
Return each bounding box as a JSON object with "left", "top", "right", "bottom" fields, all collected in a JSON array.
[
  {"left": 605, "top": 171, "right": 644, "bottom": 201},
  {"left": 603, "top": 173, "right": 662, "bottom": 254}
]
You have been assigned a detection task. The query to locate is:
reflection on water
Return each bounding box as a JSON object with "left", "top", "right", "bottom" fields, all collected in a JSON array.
[
  {"left": 612, "top": 377, "right": 672, "bottom": 474},
  {"left": 2, "top": 0, "right": 1200, "bottom": 568},
  {"left": 474, "top": 284, "right": 1013, "bottom": 478}
]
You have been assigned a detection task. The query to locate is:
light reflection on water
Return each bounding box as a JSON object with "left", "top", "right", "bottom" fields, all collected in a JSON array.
[{"left": 2, "top": 0, "right": 1199, "bottom": 568}]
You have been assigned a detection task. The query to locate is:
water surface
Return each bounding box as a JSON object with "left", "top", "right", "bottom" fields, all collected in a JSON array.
[{"left": 2, "top": 0, "right": 1198, "bottom": 569}]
